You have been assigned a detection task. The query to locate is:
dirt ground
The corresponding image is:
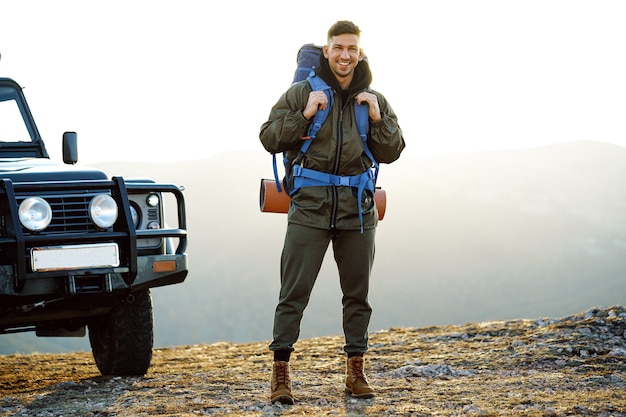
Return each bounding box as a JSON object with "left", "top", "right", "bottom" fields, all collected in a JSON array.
[{"left": 1, "top": 306, "right": 625, "bottom": 416}]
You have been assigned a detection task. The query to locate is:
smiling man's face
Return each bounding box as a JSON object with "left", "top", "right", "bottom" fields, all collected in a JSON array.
[{"left": 323, "top": 33, "right": 362, "bottom": 88}]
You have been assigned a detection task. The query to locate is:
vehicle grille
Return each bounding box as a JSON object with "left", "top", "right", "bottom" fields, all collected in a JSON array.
[{"left": 18, "top": 193, "right": 99, "bottom": 236}]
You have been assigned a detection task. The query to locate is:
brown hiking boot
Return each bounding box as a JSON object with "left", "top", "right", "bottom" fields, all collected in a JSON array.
[
  {"left": 345, "top": 356, "right": 375, "bottom": 398},
  {"left": 270, "top": 361, "right": 294, "bottom": 404}
]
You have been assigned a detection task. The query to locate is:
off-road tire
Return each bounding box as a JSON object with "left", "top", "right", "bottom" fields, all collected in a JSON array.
[{"left": 88, "top": 289, "right": 154, "bottom": 376}]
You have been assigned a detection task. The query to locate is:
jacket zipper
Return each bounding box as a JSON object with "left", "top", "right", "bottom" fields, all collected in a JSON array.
[{"left": 329, "top": 105, "right": 344, "bottom": 230}]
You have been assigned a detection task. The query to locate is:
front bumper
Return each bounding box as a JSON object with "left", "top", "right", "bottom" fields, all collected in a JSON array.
[
  {"left": 0, "top": 176, "right": 189, "bottom": 332},
  {"left": 0, "top": 252, "right": 188, "bottom": 330}
]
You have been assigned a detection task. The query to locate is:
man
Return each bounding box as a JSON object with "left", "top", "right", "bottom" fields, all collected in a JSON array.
[{"left": 259, "top": 20, "right": 405, "bottom": 404}]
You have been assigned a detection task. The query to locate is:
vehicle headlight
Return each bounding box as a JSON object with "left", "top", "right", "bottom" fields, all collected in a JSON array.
[
  {"left": 129, "top": 204, "right": 140, "bottom": 229},
  {"left": 19, "top": 197, "right": 52, "bottom": 231},
  {"left": 89, "top": 194, "right": 118, "bottom": 228}
]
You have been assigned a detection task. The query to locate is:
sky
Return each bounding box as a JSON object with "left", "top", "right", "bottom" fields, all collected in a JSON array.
[{"left": 1, "top": 0, "right": 625, "bottom": 164}]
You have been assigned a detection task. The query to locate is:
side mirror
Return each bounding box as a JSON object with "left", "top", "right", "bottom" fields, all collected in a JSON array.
[{"left": 62, "top": 131, "right": 78, "bottom": 164}]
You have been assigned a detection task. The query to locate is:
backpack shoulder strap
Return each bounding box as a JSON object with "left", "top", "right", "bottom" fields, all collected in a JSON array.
[
  {"left": 272, "top": 74, "right": 333, "bottom": 192},
  {"left": 354, "top": 99, "right": 379, "bottom": 183},
  {"left": 354, "top": 101, "right": 369, "bottom": 142},
  {"left": 303, "top": 74, "right": 334, "bottom": 144}
]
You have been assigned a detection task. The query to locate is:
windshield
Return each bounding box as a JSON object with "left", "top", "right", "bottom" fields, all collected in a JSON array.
[
  {"left": 0, "top": 81, "right": 48, "bottom": 158},
  {"left": 0, "top": 85, "right": 33, "bottom": 143},
  {"left": 0, "top": 89, "right": 32, "bottom": 142}
]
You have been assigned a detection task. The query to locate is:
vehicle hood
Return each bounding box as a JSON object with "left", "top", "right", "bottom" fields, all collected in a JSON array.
[{"left": 0, "top": 158, "right": 109, "bottom": 183}]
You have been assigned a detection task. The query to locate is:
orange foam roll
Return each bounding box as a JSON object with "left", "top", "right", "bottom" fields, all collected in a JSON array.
[{"left": 260, "top": 179, "right": 387, "bottom": 221}]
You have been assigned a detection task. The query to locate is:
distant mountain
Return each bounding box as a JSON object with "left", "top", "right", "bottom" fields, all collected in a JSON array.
[{"left": 2, "top": 140, "right": 625, "bottom": 354}]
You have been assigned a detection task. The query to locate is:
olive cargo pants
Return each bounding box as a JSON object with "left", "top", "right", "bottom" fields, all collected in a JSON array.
[{"left": 270, "top": 223, "right": 376, "bottom": 354}]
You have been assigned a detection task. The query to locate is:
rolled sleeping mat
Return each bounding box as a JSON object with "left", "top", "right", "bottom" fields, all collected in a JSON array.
[
  {"left": 259, "top": 179, "right": 292, "bottom": 214},
  {"left": 374, "top": 187, "right": 386, "bottom": 220},
  {"left": 259, "top": 179, "right": 387, "bottom": 220}
]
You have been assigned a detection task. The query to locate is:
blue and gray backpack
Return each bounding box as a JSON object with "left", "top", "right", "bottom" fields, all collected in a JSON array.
[{"left": 272, "top": 44, "right": 380, "bottom": 230}]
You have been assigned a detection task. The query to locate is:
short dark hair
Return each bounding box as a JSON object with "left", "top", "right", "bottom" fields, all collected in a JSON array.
[{"left": 327, "top": 20, "right": 361, "bottom": 41}]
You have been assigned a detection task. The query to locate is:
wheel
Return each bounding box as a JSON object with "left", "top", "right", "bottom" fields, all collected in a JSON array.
[{"left": 88, "top": 289, "right": 154, "bottom": 376}]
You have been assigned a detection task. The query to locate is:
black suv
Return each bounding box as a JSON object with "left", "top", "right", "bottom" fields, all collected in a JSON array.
[{"left": 0, "top": 72, "right": 188, "bottom": 376}]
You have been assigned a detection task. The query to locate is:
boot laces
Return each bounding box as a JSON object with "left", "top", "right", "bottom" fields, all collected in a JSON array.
[
  {"left": 273, "top": 361, "right": 291, "bottom": 388},
  {"left": 349, "top": 357, "right": 368, "bottom": 381}
]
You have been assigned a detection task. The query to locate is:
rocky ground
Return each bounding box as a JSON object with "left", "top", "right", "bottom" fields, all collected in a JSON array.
[{"left": 1, "top": 306, "right": 625, "bottom": 416}]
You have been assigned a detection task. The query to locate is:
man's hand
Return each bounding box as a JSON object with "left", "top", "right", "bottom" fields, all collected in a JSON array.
[
  {"left": 303, "top": 91, "right": 329, "bottom": 120},
  {"left": 355, "top": 91, "right": 382, "bottom": 122}
]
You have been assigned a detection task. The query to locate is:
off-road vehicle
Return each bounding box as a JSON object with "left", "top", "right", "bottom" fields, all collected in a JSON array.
[{"left": 0, "top": 62, "right": 188, "bottom": 376}]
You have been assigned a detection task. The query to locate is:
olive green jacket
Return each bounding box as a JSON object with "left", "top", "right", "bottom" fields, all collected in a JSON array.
[{"left": 259, "top": 59, "right": 405, "bottom": 231}]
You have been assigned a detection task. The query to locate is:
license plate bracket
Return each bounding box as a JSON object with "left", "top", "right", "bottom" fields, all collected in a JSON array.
[{"left": 31, "top": 243, "right": 120, "bottom": 272}]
